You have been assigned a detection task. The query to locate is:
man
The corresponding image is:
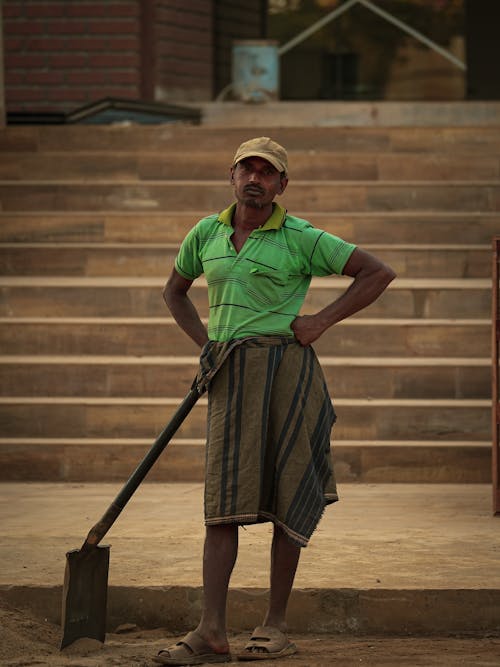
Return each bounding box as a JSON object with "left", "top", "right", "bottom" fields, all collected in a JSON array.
[{"left": 153, "top": 137, "right": 395, "bottom": 665}]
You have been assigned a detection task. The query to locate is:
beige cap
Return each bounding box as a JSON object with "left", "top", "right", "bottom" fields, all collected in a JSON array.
[{"left": 233, "top": 136, "right": 288, "bottom": 175}]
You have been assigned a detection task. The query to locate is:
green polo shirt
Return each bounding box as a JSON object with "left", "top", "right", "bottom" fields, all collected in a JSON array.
[{"left": 175, "top": 202, "right": 356, "bottom": 341}]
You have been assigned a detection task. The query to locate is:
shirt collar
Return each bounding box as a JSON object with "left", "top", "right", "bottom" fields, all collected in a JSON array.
[{"left": 218, "top": 202, "right": 287, "bottom": 231}]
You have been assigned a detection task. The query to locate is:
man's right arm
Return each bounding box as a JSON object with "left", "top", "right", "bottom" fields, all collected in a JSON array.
[{"left": 163, "top": 267, "right": 209, "bottom": 348}]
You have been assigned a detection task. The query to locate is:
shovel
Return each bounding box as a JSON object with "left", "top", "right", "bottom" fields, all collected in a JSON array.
[{"left": 60, "top": 384, "right": 200, "bottom": 649}]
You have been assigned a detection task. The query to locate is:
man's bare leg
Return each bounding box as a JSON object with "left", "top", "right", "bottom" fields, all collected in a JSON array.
[
  {"left": 239, "top": 524, "right": 301, "bottom": 658},
  {"left": 195, "top": 523, "right": 239, "bottom": 653},
  {"left": 263, "top": 524, "right": 301, "bottom": 631}
]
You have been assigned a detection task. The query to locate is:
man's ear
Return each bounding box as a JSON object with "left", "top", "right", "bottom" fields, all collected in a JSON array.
[
  {"left": 278, "top": 177, "right": 289, "bottom": 195},
  {"left": 229, "top": 166, "right": 235, "bottom": 183}
]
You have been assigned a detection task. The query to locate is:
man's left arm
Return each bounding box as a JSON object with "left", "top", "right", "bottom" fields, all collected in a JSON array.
[{"left": 291, "top": 247, "right": 396, "bottom": 347}]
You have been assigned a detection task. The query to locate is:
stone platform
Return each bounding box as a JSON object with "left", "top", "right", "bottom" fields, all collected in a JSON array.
[{"left": 0, "top": 482, "right": 498, "bottom": 637}]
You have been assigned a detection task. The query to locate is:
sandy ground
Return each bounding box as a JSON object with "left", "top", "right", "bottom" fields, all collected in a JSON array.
[{"left": 1, "top": 601, "right": 500, "bottom": 667}]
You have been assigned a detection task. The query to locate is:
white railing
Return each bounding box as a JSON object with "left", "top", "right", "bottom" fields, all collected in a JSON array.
[{"left": 278, "top": 0, "right": 466, "bottom": 71}]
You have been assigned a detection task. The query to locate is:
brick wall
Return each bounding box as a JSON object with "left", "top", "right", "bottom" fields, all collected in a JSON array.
[
  {"left": 154, "top": 0, "right": 214, "bottom": 103},
  {"left": 213, "top": 0, "right": 267, "bottom": 98},
  {"left": 3, "top": 0, "right": 142, "bottom": 113},
  {"left": 2, "top": 0, "right": 266, "bottom": 114}
]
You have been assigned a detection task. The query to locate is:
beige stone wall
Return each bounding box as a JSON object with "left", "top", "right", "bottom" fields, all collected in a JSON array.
[{"left": 384, "top": 36, "right": 466, "bottom": 101}]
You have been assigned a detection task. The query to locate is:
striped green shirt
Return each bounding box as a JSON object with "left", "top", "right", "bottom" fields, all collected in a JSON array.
[{"left": 175, "top": 202, "right": 356, "bottom": 342}]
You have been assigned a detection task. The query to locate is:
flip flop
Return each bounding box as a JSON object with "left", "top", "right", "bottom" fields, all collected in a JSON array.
[
  {"left": 236, "top": 625, "right": 297, "bottom": 661},
  {"left": 153, "top": 630, "right": 232, "bottom": 665}
]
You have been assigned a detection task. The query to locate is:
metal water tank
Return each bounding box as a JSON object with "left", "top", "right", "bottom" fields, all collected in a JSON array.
[{"left": 232, "top": 40, "right": 279, "bottom": 102}]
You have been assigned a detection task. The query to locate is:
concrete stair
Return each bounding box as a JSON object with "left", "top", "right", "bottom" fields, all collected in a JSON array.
[
  {"left": 0, "top": 243, "right": 491, "bottom": 277},
  {"left": 0, "top": 124, "right": 495, "bottom": 484},
  {"left": 0, "top": 276, "right": 491, "bottom": 318},
  {"left": 3, "top": 124, "right": 500, "bottom": 152},
  {"left": 2, "top": 211, "right": 498, "bottom": 244},
  {"left": 1, "top": 181, "right": 499, "bottom": 212},
  {"left": 0, "top": 317, "right": 490, "bottom": 356},
  {"left": 1, "top": 151, "right": 499, "bottom": 182}
]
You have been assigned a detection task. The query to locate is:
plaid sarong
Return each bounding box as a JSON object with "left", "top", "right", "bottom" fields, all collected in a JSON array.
[{"left": 197, "top": 336, "right": 338, "bottom": 547}]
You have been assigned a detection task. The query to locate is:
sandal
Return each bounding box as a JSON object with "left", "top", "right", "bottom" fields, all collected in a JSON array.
[
  {"left": 237, "top": 626, "right": 297, "bottom": 661},
  {"left": 153, "top": 630, "right": 232, "bottom": 665}
]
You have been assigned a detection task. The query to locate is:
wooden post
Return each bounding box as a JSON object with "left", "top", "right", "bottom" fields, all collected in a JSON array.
[
  {"left": 140, "top": 0, "right": 156, "bottom": 101},
  {"left": 466, "top": 0, "right": 500, "bottom": 99},
  {"left": 493, "top": 238, "right": 500, "bottom": 514},
  {"left": 0, "top": 3, "right": 6, "bottom": 126}
]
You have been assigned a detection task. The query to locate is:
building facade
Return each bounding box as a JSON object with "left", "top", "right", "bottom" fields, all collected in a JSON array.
[{"left": 1, "top": 0, "right": 499, "bottom": 120}]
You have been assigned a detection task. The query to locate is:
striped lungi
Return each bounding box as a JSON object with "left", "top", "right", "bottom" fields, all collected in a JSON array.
[{"left": 197, "top": 336, "right": 338, "bottom": 547}]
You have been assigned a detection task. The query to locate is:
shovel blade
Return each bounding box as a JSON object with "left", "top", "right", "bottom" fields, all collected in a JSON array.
[{"left": 60, "top": 544, "right": 110, "bottom": 649}]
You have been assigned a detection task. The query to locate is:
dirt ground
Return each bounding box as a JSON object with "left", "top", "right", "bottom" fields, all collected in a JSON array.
[{"left": 1, "top": 601, "right": 499, "bottom": 667}]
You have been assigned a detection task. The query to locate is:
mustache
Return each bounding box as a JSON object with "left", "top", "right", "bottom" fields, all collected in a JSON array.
[{"left": 243, "top": 184, "right": 265, "bottom": 195}]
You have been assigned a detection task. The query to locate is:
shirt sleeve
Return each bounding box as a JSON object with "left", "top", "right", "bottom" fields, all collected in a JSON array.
[
  {"left": 305, "top": 228, "right": 357, "bottom": 276},
  {"left": 174, "top": 224, "right": 204, "bottom": 280}
]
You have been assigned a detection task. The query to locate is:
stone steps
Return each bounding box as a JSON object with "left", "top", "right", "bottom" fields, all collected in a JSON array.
[
  {"left": 0, "top": 276, "right": 491, "bottom": 318},
  {"left": 1, "top": 180, "right": 499, "bottom": 212},
  {"left": 2, "top": 211, "right": 498, "bottom": 245},
  {"left": 0, "top": 438, "right": 490, "bottom": 484},
  {"left": 0, "top": 355, "right": 490, "bottom": 399},
  {"left": 0, "top": 243, "right": 490, "bottom": 278},
  {"left": 2, "top": 151, "right": 499, "bottom": 181},
  {"left": 0, "top": 317, "right": 490, "bottom": 357},
  {"left": 0, "top": 122, "right": 496, "bottom": 484}
]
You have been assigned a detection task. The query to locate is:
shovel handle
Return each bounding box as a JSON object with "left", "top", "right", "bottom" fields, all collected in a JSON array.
[{"left": 83, "top": 386, "right": 200, "bottom": 549}]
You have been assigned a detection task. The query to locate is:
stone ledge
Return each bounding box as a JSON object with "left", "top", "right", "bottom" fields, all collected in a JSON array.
[
  {"left": 2, "top": 585, "right": 499, "bottom": 636},
  {"left": 199, "top": 101, "right": 500, "bottom": 128}
]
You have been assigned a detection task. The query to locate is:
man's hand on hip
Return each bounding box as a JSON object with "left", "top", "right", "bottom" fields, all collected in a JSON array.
[{"left": 291, "top": 315, "right": 324, "bottom": 347}]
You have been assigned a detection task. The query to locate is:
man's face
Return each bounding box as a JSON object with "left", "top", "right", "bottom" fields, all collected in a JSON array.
[{"left": 230, "top": 156, "right": 288, "bottom": 209}]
